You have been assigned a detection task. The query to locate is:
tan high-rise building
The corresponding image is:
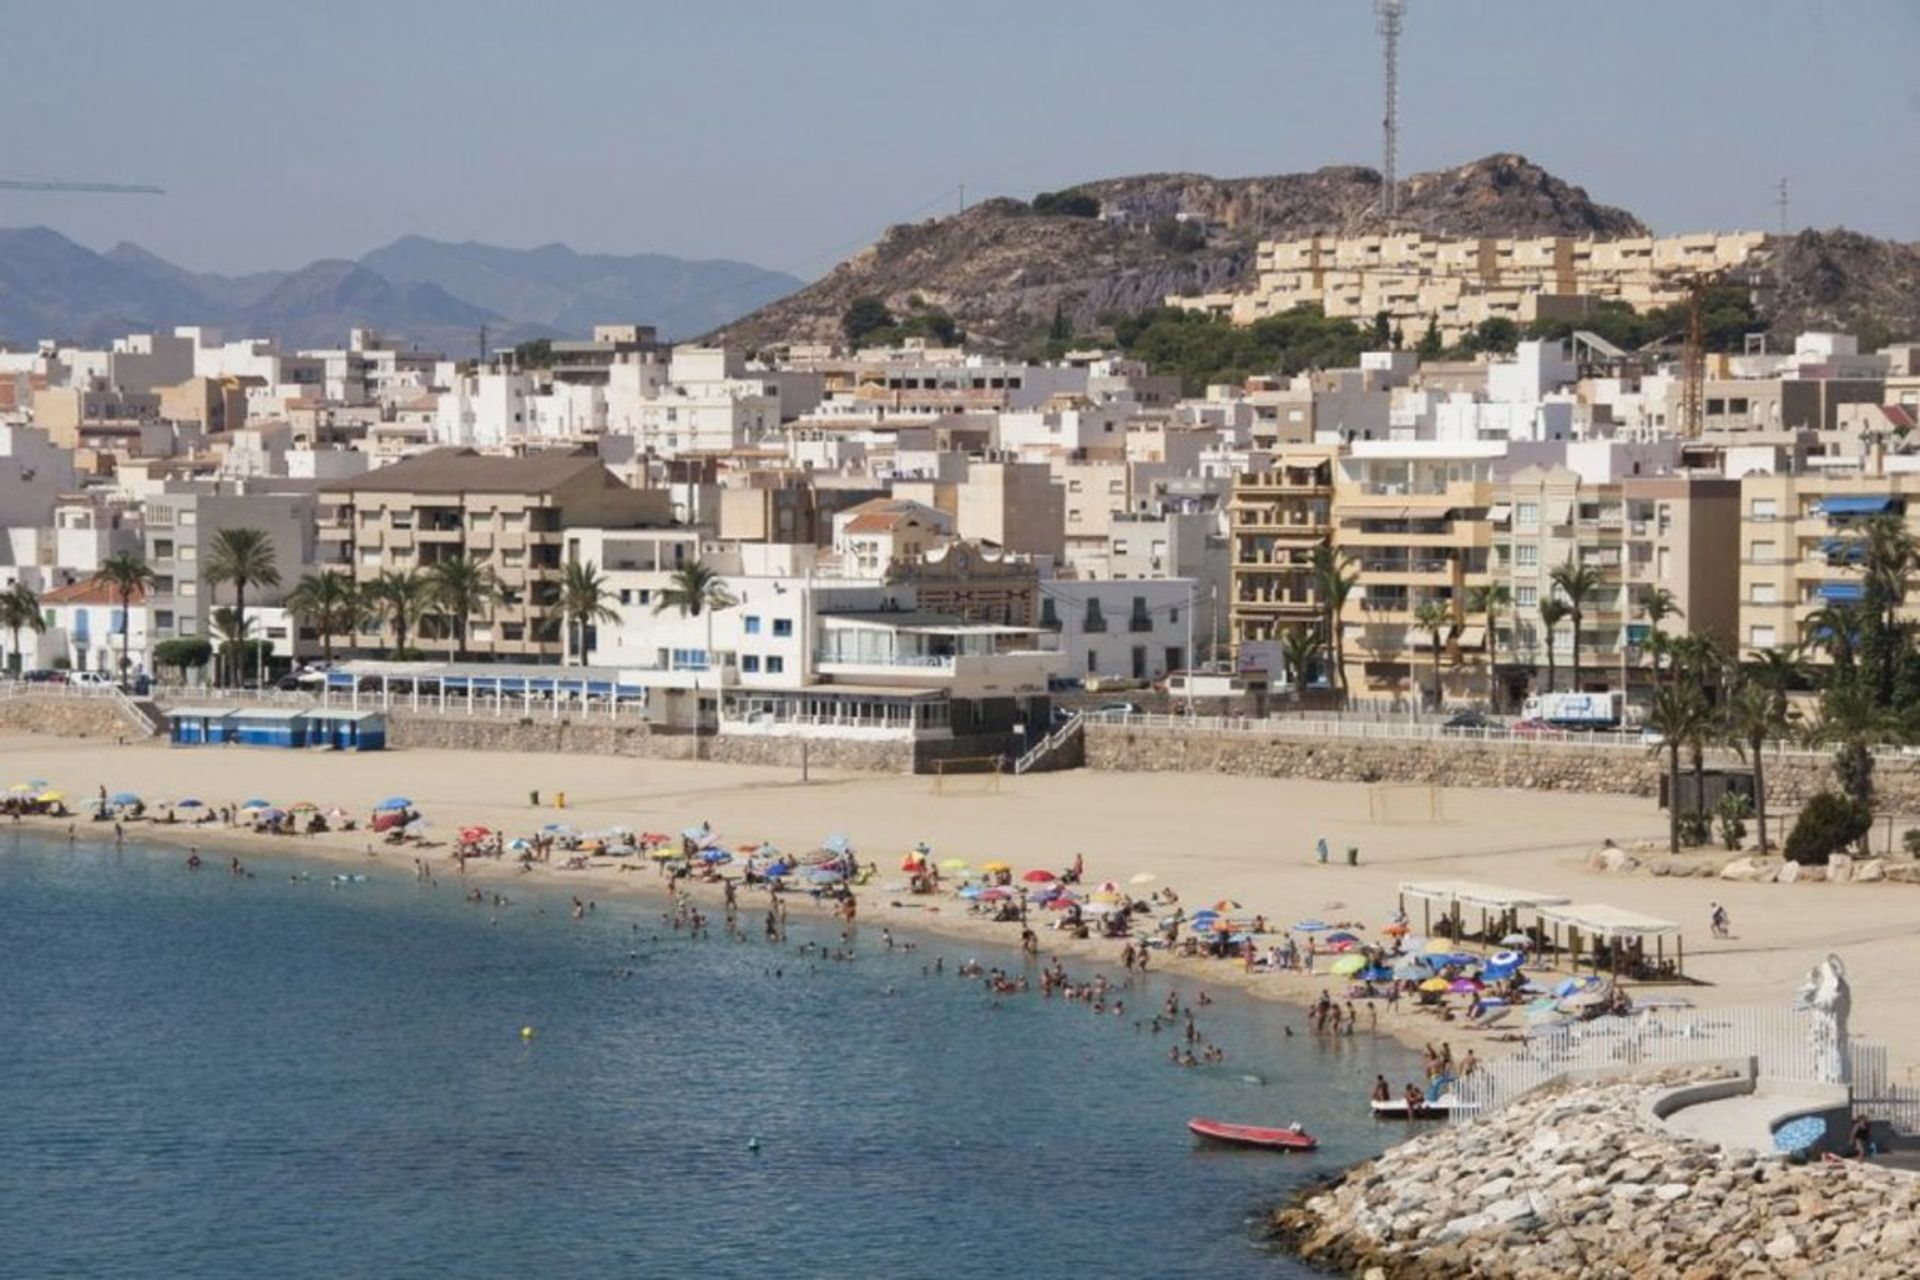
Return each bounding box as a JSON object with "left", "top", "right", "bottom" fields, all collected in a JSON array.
[
  {"left": 318, "top": 447, "right": 671, "bottom": 662},
  {"left": 1227, "top": 448, "right": 1335, "bottom": 657}
]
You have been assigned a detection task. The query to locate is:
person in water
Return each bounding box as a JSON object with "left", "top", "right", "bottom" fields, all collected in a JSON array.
[{"left": 1371, "top": 1075, "right": 1391, "bottom": 1104}]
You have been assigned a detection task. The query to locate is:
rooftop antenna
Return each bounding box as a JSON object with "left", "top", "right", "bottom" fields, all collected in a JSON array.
[
  {"left": 1375, "top": 0, "right": 1405, "bottom": 220},
  {"left": 1776, "top": 177, "right": 1790, "bottom": 235}
]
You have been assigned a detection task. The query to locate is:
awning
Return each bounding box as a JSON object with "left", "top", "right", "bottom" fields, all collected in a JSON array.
[
  {"left": 1545, "top": 498, "right": 1575, "bottom": 526},
  {"left": 1818, "top": 537, "right": 1865, "bottom": 562},
  {"left": 1537, "top": 902, "right": 1680, "bottom": 940},
  {"left": 1453, "top": 625, "right": 1487, "bottom": 648},
  {"left": 1816, "top": 581, "right": 1865, "bottom": 603},
  {"left": 1399, "top": 880, "right": 1570, "bottom": 911},
  {"left": 1819, "top": 496, "right": 1899, "bottom": 517},
  {"left": 1485, "top": 503, "right": 1512, "bottom": 525},
  {"left": 165, "top": 707, "right": 237, "bottom": 719}
]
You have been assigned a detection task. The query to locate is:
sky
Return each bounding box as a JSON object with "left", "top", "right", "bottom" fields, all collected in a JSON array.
[{"left": 0, "top": 0, "right": 1914, "bottom": 278}]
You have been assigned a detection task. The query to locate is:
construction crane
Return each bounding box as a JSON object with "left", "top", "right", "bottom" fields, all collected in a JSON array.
[{"left": 0, "top": 178, "right": 163, "bottom": 195}]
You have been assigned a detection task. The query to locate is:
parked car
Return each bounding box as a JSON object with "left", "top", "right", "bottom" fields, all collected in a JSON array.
[
  {"left": 68, "top": 671, "right": 116, "bottom": 690},
  {"left": 1093, "top": 700, "right": 1143, "bottom": 717},
  {"left": 1640, "top": 727, "right": 1666, "bottom": 747},
  {"left": 22, "top": 669, "right": 67, "bottom": 684},
  {"left": 1511, "top": 718, "right": 1569, "bottom": 739},
  {"left": 1440, "top": 710, "right": 1491, "bottom": 735}
]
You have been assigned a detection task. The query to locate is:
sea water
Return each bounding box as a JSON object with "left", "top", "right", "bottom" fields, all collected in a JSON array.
[{"left": 0, "top": 830, "right": 1422, "bottom": 1277}]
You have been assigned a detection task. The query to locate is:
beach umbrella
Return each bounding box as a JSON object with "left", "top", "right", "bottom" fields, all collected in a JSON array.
[
  {"left": 288, "top": 802, "right": 319, "bottom": 814},
  {"left": 1422, "top": 938, "right": 1456, "bottom": 955},
  {"left": 1419, "top": 978, "right": 1451, "bottom": 993},
  {"left": 177, "top": 798, "right": 205, "bottom": 809},
  {"left": 1048, "top": 897, "right": 1080, "bottom": 911},
  {"left": 1391, "top": 959, "right": 1426, "bottom": 981},
  {"left": 1448, "top": 978, "right": 1483, "bottom": 993},
  {"left": 256, "top": 808, "right": 286, "bottom": 823},
  {"left": 958, "top": 885, "right": 984, "bottom": 899},
  {"left": 647, "top": 848, "right": 678, "bottom": 861},
  {"left": 1325, "top": 931, "right": 1360, "bottom": 946},
  {"left": 507, "top": 838, "right": 531, "bottom": 852},
  {"left": 1443, "top": 952, "right": 1480, "bottom": 968},
  {"left": 460, "top": 826, "right": 492, "bottom": 842},
  {"left": 1090, "top": 891, "right": 1122, "bottom": 905},
  {"left": 403, "top": 817, "right": 429, "bottom": 835},
  {"left": 7, "top": 783, "right": 33, "bottom": 794},
  {"left": 1553, "top": 977, "right": 1597, "bottom": 998},
  {"left": 1359, "top": 965, "right": 1394, "bottom": 982},
  {"left": 700, "top": 849, "right": 732, "bottom": 864},
  {"left": 1021, "top": 869, "right": 1056, "bottom": 883},
  {"left": 900, "top": 852, "right": 926, "bottom": 870},
  {"left": 982, "top": 860, "right": 1010, "bottom": 873},
  {"left": 108, "top": 791, "right": 140, "bottom": 806},
  {"left": 1211, "top": 918, "right": 1234, "bottom": 933},
  {"left": 241, "top": 799, "right": 271, "bottom": 810},
  {"left": 764, "top": 861, "right": 791, "bottom": 877},
  {"left": 979, "top": 887, "right": 1012, "bottom": 902},
  {"left": 1189, "top": 909, "right": 1220, "bottom": 923},
  {"left": 1293, "top": 919, "right": 1330, "bottom": 932},
  {"left": 1499, "top": 933, "right": 1532, "bottom": 947},
  {"left": 374, "top": 797, "right": 412, "bottom": 812},
  {"left": 1329, "top": 954, "right": 1367, "bottom": 976},
  {"left": 821, "top": 832, "right": 852, "bottom": 854},
  {"left": 1325, "top": 939, "right": 1357, "bottom": 953},
  {"left": 36, "top": 790, "right": 62, "bottom": 803},
  {"left": 1382, "top": 922, "right": 1410, "bottom": 936},
  {"left": 1214, "top": 898, "right": 1242, "bottom": 911},
  {"left": 1490, "top": 950, "right": 1523, "bottom": 969},
  {"left": 1128, "top": 873, "right": 1158, "bottom": 887},
  {"left": 938, "top": 858, "right": 970, "bottom": 872}
]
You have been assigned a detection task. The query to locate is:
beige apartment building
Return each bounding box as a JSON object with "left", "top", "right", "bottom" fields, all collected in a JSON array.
[
  {"left": 1334, "top": 443, "right": 1500, "bottom": 701},
  {"left": 1490, "top": 468, "right": 1739, "bottom": 703},
  {"left": 1227, "top": 448, "right": 1335, "bottom": 658},
  {"left": 1737, "top": 471, "right": 1920, "bottom": 661},
  {"left": 893, "top": 460, "right": 1065, "bottom": 561},
  {"left": 1173, "top": 230, "right": 1768, "bottom": 347},
  {"left": 318, "top": 447, "right": 670, "bottom": 662}
]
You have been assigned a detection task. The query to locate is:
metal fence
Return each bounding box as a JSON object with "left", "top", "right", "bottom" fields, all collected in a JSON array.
[{"left": 1449, "top": 1005, "right": 1894, "bottom": 1125}]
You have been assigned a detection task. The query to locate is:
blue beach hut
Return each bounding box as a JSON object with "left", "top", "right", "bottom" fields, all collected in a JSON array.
[{"left": 167, "top": 707, "right": 237, "bottom": 746}]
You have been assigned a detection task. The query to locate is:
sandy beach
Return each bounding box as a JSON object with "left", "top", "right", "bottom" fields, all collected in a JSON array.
[{"left": 10, "top": 731, "right": 1919, "bottom": 1072}]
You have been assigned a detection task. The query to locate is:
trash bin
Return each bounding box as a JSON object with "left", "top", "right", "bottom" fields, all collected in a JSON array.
[
  {"left": 557, "top": 791, "right": 567, "bottom": 809},
  {"left": 530, "top": 789, "right": 540, "bottom": 807},
  {"left": 1346, "top": 846, "right": 1360, "bottom": 867}
]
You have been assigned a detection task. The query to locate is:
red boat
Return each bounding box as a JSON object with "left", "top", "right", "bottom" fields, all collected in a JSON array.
[{"left": 1187, "top": 1117, "right": 1318, "bottom": 1151}]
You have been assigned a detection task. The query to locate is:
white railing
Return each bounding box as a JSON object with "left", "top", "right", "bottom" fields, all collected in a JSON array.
[
  {"left": 1015, "top": 712, "right": 1083, "bottom": 775},
  {"left": 1086, "top": 710, "right": 1859, "bottom": 762},
  {"left": 1450, "top": 1005, "right": 1891, "bottom": 1126},
  {"left": 149, "top": 684, "right": 654, "bottom": 724}
]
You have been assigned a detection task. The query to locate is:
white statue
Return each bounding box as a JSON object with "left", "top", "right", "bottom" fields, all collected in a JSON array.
[{"left": 1795, "top": 953, "right": 1852, "bottom": 1084}]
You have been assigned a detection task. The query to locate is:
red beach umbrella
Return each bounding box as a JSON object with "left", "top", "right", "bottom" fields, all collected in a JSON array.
[{"left": 1021, "top": 869, "right": 1057, "bottom": 884}]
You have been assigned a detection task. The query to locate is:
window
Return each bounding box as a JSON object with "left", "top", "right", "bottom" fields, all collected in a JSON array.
[
  {"left": 178, "top": 545, "right": 196, "bottom": 562},
  {"left": 1750, "top": 497, "right": 1778, "bottom": 520},
  {"left": 1516, "top": 502, "right": 1539, "bottom": 528},
  {"left": 1750, "top": 541, "right": 1776, "bottom": 563},
  {"left": 744, "top": 615, "right": 761, "bottom": 635},
  {"left": 1516, "top": 544, "right": 1539, "bottom": 568},
  {"left": 1112, "top": 541, "right": 1129, "bottom": 556},
  {"left": 1750, "top": 625, "right": 1777, "bottom": 648},
  {"left": 155, "top": 610, "right": 173, "bottom": 630},
  {"left": 1084, "top": 598, "right": 1107, "bottom": 633},
  {"left": 766, "top": 656, "right": 784, "bottom": 674},
  {"left": 153, "top": 539, "right": 173, "bottom": 558},
  {"left": 1068, "top": 479, "right": 1083, "bottom": 493},
  {"left": 772, "top": 619, "right": 792, "bottom": 638},
  {"left": 1516, "top": 586, "right": 1538, "bottom": 608},
  {"left": 1108, "top": 479, "right": 1123, "bottom": 494},
  {"left": 741, "top": 655, "right": 760, "bottom": 673}
]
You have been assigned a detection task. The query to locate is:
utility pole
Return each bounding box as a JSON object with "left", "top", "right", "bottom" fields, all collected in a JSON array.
[
  {"left": 1776, "top": 178, "right": 1790, "bottom": 236},
  {"left": 1375, "top": 0, "right": 1405, "bottom": 220}
]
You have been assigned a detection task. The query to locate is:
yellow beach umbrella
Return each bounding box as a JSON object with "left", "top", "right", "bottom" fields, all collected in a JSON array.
[
  {"left": 36, "top": 790, "right": 63, "bottom": 803},
  {"left": 1423, "top": 939, "right": 1456, "bottom": 956},
  {"left": 1419, "top": 977, "right": 1451, "bottom": 993},
  {"left": 8, "top": 782, "right": 34, "bottom": 794},
  {"left": 1329, "top": 954, "right": 1367, "bottom": 976},
  {"left": 938, "top": 858, "right": 970, "bottom": 872},
  {"left": 982, "top": 860, "right": 1011, "bottom": 873}
]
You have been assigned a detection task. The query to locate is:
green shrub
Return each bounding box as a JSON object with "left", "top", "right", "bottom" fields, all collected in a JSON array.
[
  {"left": 1677, "top": 810, "right": 1712, "bottom": 848},
  {"left": 1905, "top": 828, "right": 1920, "bottom": 857},
  {"left": 1715, "top": 791, "right": 1751, "bottom": 851},
  {"left": 1784, "top": 792, "right": 1873, "bottom": 865}
]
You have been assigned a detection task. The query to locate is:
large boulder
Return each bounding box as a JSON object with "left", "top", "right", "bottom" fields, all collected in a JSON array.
[
  {"left": 1778, "top": 861, "right": 1827, "bottom": 884},
  {"left": 1828, "top": 853, "right": 1854, "bottom": 883},
  {"left": 1720, "top": 856, "right": 1778, "bottom": 882},
  {"left": 1854, "top": 858, "right": 1886, "bottom": 883}
]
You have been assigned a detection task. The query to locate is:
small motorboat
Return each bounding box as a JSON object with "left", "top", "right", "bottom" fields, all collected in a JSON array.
[
  {"left": 1371, "top": 1095, "right": 1471, "bottom": 1120},
  {"left": 1187, "top": 1117, "right": 1318, "bottom": 1151}
]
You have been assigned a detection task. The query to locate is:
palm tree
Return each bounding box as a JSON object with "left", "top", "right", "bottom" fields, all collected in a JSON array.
[
  {"left": 654, "top": 561, "right": 737, "bottom": 742},
  {"left": 204, "top": 528, "right": 280, "bottom": 686},
  {"left": 426, "top": 555, "right": 502, "bottom": 662},
  {"left": 560, "top": 560, "right": 620, "bottom": 666},
  {"left": 1549, "top": 559, "right": 1602, "bottom": 695},
  {"left": 0, "top": 582, "right": 45, "bottom": 676},
  {"left": 211, "top": 606, "right": 256, "bottom": 687},
  {"left": 1639, "top": 587, "right": 1682, "bottom": 689},
  {"left": 1412, "top": 598, "right": 1449, "bottom": 711},
  {"left": 1804, "top": 602, "right": 1865, "bottom": 673},
  {"left": 1538, "top": 597, "right": 1571, "bottom": 694},
  {"left": 369, "top": 568, "right": 434, "bottom": 658},
  {"left": 1724, "top": 651, "right": 1800, "bottom": 854},
  {"left": 1646, "top": 685, "right": 1708, "bottom": 854},
  {"left": 285, "top": 570, "right": 361, "bottom": 665},
  {"left": 1277, "top": 627, "right": 1322, "bottom": 699},
  {"left": 1310, "top": 544, "right": 1359, "bottom": 706},
  {"left": 89, "top": 551, "right": 155, "bottom": 683},
  {"left": 1809, "top": 679, "right": 1896, "bottom": 810},
  {"left": 1468, "top": 583, "right": 1512, "bottom": 711}
]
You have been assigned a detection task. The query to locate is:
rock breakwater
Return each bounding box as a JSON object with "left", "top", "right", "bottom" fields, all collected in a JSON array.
[{"left": 1273, "top": 1068, "right": 1920, "bottom": 1278}]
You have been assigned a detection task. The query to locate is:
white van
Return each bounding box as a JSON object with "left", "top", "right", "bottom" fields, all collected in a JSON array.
[{"left": 69, "top": 671, "right": 116, "bottom": 690}]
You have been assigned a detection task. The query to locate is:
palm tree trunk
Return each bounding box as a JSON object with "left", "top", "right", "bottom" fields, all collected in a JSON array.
[
  {"left": 1570, "top": 610, "right": 1581, "bottom": 694},
  {"left": 119, "top": 587, "right": 131, "bottom": 685},
  {"left": 1751, "top": 730, "right": 1768, "bottom": 852},
  {"left": 1667, "top": 743, "right": 1681, "bottom": 853},
  {"left": 233, "top": 584, "right": 247, "bottom": 688},
  {"left": 7, "top": 623, "right": 17, "bottom": 676},
  {"left": 1546, "top": 651, "right": 1557, "bottom": 696}
]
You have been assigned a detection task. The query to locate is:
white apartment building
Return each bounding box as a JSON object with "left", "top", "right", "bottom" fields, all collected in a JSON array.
[{"left": 1039, "top": 577, "right": 1195, "bottom": 684}]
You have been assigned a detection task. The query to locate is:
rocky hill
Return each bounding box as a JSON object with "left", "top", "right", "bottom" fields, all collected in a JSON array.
[
  {"left": 1758, "top": 229, "right": 1920, "bottom": 348},
  {"left": 712, "top": 153, "right": 1648, "bottom": 351}
]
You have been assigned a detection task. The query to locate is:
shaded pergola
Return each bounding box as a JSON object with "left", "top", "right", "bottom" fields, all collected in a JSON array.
[
  {"left": 1398, "top": 879, "right": 1571, "bottom": 941},
  {"left": 1536, "top": 901, "right": 1685, "bottom": 977}
]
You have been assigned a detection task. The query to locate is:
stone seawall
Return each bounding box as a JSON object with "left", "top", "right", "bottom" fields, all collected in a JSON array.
[
  {"left": 0, "top": 695, "right": 146, "bottom": 741},
  {"left": 1273, "top": 1067, "right": 1920, "bottom": 1278},
  {"left": 385, "top": 713, "right": 1021, "bottom": 776},
  {"left": 1083, "top": 723, "right": 1920, "bottom": 811}
]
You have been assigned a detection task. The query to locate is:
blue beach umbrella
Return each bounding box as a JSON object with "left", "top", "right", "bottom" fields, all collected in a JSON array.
[
  {"left": 1553, "top": 977, "right": 1597, "bottom": 998},
  {"left": 1294, "top": 919, "right": 1330, "bottom": 932},
  {"left": 822, "top": 832, "right": 852, "bottom": 854},
  {"left": 176, "top": 798, "right": 204, "bottom": 809},
  {"left": 241, "top": 798, "right": 271, "bottom": 810},
  {"left": 699, "top": 849, "right": 732, "bottom": 864},
  {"left": 764, "top": 861, "right": 791, "bottom": 877},
  {"left": 1772, "top": 1116, "right": 1826, "bottom": 1155},
  {"left": 1359, "top": 965, "right": 1394, "bottom": 982},
  {"left": 1490, "top": 950, "right": 1523, "bottom": 968},
  {"left": 958, "top": 886, "right": 985, "bottom": 899},
  {"left": 108, "top": 791, "right": 140, "bottom": 806},
  {"left": 1391, "top": 959, "right": 1426, "bottom": 980},
  {"left": 374, "top": 797, "right": 412, "bottom": 811}
]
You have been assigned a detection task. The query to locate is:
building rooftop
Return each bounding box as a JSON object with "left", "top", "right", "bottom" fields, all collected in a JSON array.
[
  {"left": 322, "top": 447, "right": 617, "bottom": 496},
  {"left": 41, "top": 580, "right": 146, "bottom": 606}
]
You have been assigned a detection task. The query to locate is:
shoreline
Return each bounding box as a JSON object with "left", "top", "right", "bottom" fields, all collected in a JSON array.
[{"left": 16, "top": 809, "right": 1466, "bottom": 1064}]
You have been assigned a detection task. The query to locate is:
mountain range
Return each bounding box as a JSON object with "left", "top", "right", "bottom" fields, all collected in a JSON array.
[
  {"left": 0, "top": 231, "right": 802, "bottom": 353},
  {"left": 712, "top": 153, "right": 1920, "bottom": 352}
]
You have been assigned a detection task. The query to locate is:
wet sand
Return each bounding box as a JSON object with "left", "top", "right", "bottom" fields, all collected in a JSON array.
[{"left": 9, "top": 733, "right": 1917, "bottom": 1070}]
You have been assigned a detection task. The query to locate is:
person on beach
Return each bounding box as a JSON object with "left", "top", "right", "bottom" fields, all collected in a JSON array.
[{"left": 1404, "top": 1083, "right": 1424, "bottom": 1114}]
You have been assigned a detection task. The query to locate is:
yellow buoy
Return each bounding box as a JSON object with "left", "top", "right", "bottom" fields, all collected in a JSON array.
[{"left": 521, "top": 1025, "right": 536, "bottom": 1039}]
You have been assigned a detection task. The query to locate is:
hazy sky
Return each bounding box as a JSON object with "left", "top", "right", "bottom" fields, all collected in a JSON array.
[{"left": 2, "top": 0, "right": 1914, "bottom": 277}]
